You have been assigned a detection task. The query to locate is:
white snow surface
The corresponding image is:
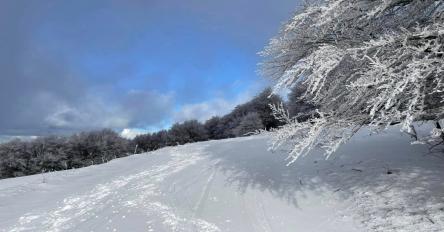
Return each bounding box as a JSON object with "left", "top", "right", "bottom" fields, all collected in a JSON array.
[{"left": 1, "top": 127, "right": 444, "bottom": 232}]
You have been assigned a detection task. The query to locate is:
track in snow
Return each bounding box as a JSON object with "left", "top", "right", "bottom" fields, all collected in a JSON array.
[{"left": 1, "top": 128, "right": 444, "bottom": 232}]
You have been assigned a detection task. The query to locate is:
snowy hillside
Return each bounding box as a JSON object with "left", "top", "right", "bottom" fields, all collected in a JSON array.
[{"left": 0, "top": 128, "right": 444, "bottom": 232}]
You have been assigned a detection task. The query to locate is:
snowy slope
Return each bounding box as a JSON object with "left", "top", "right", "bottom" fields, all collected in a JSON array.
[{"left": 0, "top": 128, "right": 444, "bottom": 232}]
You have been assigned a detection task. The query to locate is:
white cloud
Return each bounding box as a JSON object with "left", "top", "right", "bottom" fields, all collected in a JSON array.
[
  {"left": 173, "top": 87, "right": 259, "bottom": 123},
  {"left": 0, "top": 135, "right": 38, "bottom": 143},
  {"left": 120, "top": 128, "right": 150, "bottom": 139},
  {"left": 43, "top": 93, "right": 130, "bottom": 131},
  {"left": 174, "top": 99, "right": 234, "bottom": 122},
  {"left": 41, "top": 90, "right": 174, "bottom": 134}
]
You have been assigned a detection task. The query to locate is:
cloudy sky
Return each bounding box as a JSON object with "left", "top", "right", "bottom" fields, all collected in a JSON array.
[{"left": 0, "top": 0, "right": 300, "bottom": 139}]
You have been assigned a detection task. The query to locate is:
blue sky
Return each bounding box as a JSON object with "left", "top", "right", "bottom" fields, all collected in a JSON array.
[{"left": 0, "top": 0, "right": 300, "bottom": 139}]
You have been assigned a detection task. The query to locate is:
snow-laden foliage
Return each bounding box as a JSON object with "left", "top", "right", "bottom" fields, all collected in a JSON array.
[
  {"left": 260, "top": 0, "right": 444, "bottom": 162},
  {"left": 234, "top": 112, "right": 264, "bottom": 137},
  {"left": 287, "top": 83, "right": 316, "bottom": 119},
  {"left": 0, "top": 129, "right": 131, "bottom": 178},
  {"left": 202, "top": 88, "right": 283, "bottom": 139}
]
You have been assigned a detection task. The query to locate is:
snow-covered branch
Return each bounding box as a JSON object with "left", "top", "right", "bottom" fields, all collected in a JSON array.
[{"left": 260, "top": 0, "right": 444, "bottom": 161}]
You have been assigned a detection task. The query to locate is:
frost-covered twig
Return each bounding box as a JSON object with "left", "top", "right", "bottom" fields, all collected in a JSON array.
[{"left": 260, "top": 0, "right": 444, "bottom": 161}]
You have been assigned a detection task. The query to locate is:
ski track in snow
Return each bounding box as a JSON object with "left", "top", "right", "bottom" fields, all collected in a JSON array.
[
  {"left": 1, "top": 131, "right": 444, "bottom": 232},
  {"left": 192, "top": 168, "right": 216, "bottom": 219},
  {"left": 4, "top": 145, "right": 220, "bottom": 232}
]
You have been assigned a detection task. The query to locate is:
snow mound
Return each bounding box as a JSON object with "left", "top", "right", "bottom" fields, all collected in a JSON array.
[{"left": 0, "top": 127, "right": 443, "bottom": 232}]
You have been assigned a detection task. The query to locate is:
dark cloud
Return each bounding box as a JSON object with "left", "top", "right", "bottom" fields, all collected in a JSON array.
[
  {"left": 121, "top": 90, "right": 174, "bottom": 128},
  {"left": 0, "top": 0, "right": 299, "bottom": 137},
  {"left": 0, "top": 1, "right": 85, "bottom": 135}
]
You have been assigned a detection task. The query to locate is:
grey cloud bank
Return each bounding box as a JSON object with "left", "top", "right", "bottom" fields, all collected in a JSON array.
[{"left": 0, "top": 0, "right": 299, "bottom": 138}]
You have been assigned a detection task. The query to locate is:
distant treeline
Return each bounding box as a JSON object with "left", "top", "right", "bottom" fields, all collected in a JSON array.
[
  {"left": 133, "top": 88, "right": 284, "bottom": 152},
  {"left": 0, "top": 129, "right": 131, "bottom": 179},
  {"left": 0, "top": 87, "right": 313, "bottom": 179}
]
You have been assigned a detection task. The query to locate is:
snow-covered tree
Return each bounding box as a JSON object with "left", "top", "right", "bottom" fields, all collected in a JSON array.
[
  {"left": 260, "top": 0, "right": 444, "bottom": 163},
  {"left": 234, "top": 112, "right": 264, "bottom": 137},
  {"left": 204, "top": 116, "right": 224, "bottom": 140},
  {"left": 287, "top": 84, "right": 316, "bottom": 119},
  {"left": 169, "top": 120, "right": 208, "bottom": 145},
  {"left": 0, "top": 129, "right": 132, "bottom": 179},
  {"left": 215, "top": 88, "right": 285, "bottom": 138}
]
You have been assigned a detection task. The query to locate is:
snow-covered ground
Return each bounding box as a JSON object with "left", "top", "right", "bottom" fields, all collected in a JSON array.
[{"left": 0, "top": 127, "right": 444, "bottom": 232}]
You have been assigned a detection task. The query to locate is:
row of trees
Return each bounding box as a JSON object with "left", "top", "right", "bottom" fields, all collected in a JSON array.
[
  {"left": 1, "top": 88, "right": 312, "bottom": 179},
  {"left": 133, "top": 88, "right": 287, "bottom": 152},
  {"left": 0, "top": 129, "right": 131, "bottom": 178}
]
